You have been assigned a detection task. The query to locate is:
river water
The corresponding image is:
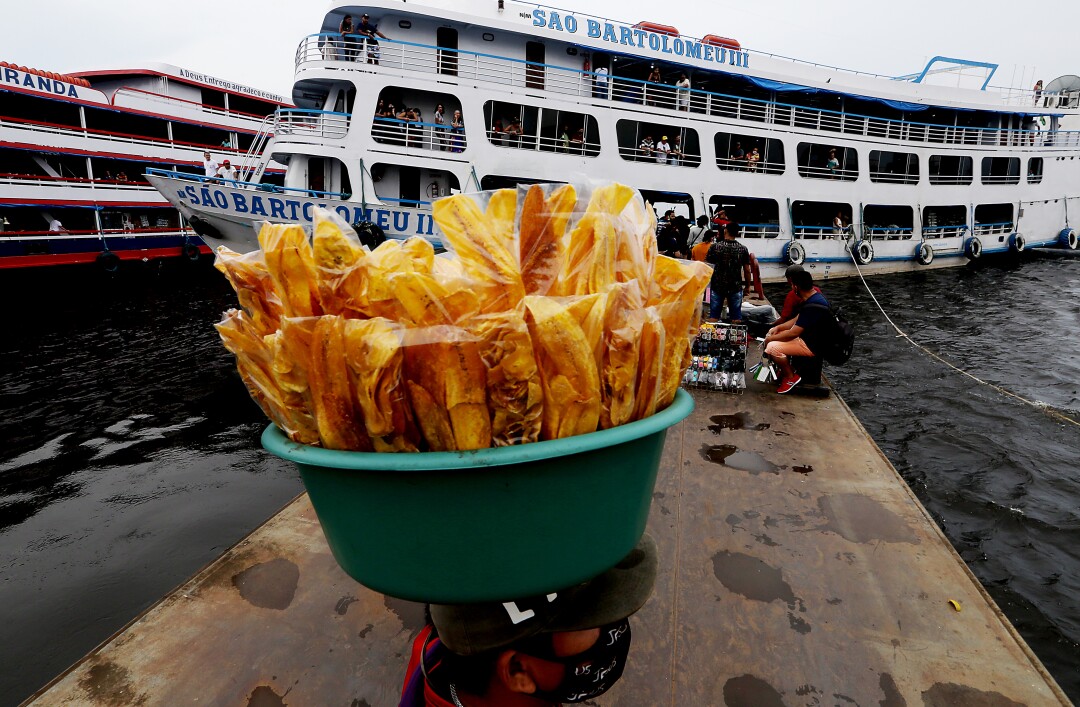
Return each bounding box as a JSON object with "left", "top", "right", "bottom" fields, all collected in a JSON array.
[{"left": 1, "top": 256, "right": 1077, "bottom": 704}]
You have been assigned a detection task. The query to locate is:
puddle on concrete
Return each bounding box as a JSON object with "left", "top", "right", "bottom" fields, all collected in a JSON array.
[
  {"left": 921, "top": 682, "right": 1024, "bottom": 707},
  {"left": 700, "top": 444, "right": 781, "bottom": 475},
  {"left": 712, "top": 550, "right": 796, "bottom": 606},
  {"left": 247, "top": 685, "right": 286, "bottom": 707},
  {"left": 792, "top": 464, "right": 813, "bottom": 474},
  {"left": 723, "top": 674, "right": 787, "bottom": 707},
  {"left": 708, "top": 412, "right": 771, "bottom": 434},
  {"left": 879, "top": 673, "right": 907, "bottom": 707},
  {"left": 818, "top": 494, "right": 920, "bottom": 545},
  {"left": 78, "top": 661, "right": 146, "bottom": 705},
  {"left": 232, "top": 558, "right": 300, "bottom": 610}
]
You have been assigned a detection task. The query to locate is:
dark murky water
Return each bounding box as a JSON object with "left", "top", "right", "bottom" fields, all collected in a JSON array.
[
  {"left": 1, "top": 256, "right": 1078, "bottom": 703},
  {"left": 769, "top": 255, "right": 1080, "bottom": 700},
  {"left": 0, "top": 261, "right": 303, "bottom": 704}
]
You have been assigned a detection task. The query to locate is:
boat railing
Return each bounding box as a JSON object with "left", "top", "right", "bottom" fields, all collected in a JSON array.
[
  {"left": 796, "top": 164, "right": 859, "bottom": 181},
  {"left": 487, "top": 130, "right": 602, "bottom": 157},
  {"left": 371, "top": 116, "right": 467, "bottom": 152},
  {"left": 868, "top": 170, "right": 919, "bottom": 184},
  {"left": 922, "top": 225, "right": 968, "bottom": 239},
  {"left": 715, "top": 157, "right": 784, "bottom": 174},
  {"left": 375, "top": 196, "right": 433, "bottom": 208},
  {"left": 973, "top": 221, "right": 1013, "bottom": 236},
  {"left": 275, "top": 108, "right": 351, "bottom": 141},
  {"left": 0, "top": 173, "right": 153, "bottom": 188},
  {"left": 1, "top": 226, "right": 192, "bottom": 240},
  {"left": 864, "top": 225, "right": 915, "bottom": 240},
  {"left": 981, "top": 174, "right": 1021, "bottom": 185},
  {"left": 793, "top": 225, "right": 848, "bottom": 239},
  {"left": 145, "top": 167, "right": 350, "bottom": 199},
  {"left": 738, "top": 223, "right": 782, "bottom": 239},
  {"left": 0, "top": 114, "right": 250, "bottom": 158},
  {"left": 294, "top": 35, "right": 1080, "bottom": 152},
  {"left": 616, "top": 146, "right": 700, "bottom": 166},
  {"left": 928, "top": 174, "right": 974, "bottom": 185}
]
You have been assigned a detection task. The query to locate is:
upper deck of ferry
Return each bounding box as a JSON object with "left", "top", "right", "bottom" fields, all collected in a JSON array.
[{"left": 284, "top": 0, "right": 1080, "bottom": 156}]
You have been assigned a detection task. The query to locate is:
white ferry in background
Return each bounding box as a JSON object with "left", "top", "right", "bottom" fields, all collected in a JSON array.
[
  {"left": 0, "top": 61, "right": 288, "bottom": 270},
  {"left": 147, "top": 0, "right": 1080, "bottom": 281}
]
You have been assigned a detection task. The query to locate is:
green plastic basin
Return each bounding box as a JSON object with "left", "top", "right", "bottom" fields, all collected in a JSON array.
[{"left": 261, "top": 388, "right": 692, "bottom": 603}]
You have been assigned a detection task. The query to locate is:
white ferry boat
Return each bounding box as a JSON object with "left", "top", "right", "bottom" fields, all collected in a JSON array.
[
  {"left": 0, "top": 61, "right": 287, "bottom": 269},
  {"left": 146, "top": 1, "right": 1080, "bottom": 281}
]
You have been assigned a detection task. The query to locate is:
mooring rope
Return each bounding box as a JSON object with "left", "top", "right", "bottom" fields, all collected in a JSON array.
[{"left": 847, "top": 249, "right": 1080, "bottom": 429}]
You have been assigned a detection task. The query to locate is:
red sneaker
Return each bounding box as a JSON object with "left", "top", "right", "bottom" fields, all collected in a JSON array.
[{"left": 777, "top": 376, "right": 802, "bottom": 394}]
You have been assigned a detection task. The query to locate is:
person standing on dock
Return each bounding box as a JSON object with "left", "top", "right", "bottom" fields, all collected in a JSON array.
[
  {"left": 706, "top": 222, "right": 751, "bottom": 322},
  {"left": 763, "top": 269, "right": 830, "bottom": 394}
]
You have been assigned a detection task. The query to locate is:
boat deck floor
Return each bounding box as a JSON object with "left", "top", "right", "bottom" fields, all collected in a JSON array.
[{"left": 28, "top": 365, "right": 1069, "bottom": 706}]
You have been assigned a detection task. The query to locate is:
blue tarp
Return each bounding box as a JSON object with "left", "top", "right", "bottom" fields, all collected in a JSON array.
[{"left": 746, "top": 75, "right": 929, "bottom": 112}]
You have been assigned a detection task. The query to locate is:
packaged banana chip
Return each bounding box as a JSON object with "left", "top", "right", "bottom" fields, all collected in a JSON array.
[{"left": 216, "top": 184, "right": 710, "bottom": 452}]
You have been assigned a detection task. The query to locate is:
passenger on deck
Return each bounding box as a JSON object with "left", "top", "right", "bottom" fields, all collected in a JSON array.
[
  {"left": 48, "top": 218, "right": 67, "bottom": 233},
  {"left": 645, "top": 66, "right": 662, "bottom": 106},
  {"left": 729, "top": 142, "right": 745, "bottom": 170},
  {"left": 711, "top": 207, "right": 730, "bottom": 229},
  {"left": 560, "top": 124, "right": 571, "bottom": 152},
  {"left": 216, "top": 160, "right": 237, "bottom": 182},
  {"left": 654, "top": 136, "right": 671, "bottom": 164},
  {"left": 764, "top": 269, "right": 831, "bottom": 394},
  {"left": 593, "top": 64, "right": 609, "bottom": 99},
  {"left": 433, "top": 104, "right": 447, "bottom": 150},
  {"left": 570, "top": 127, "right": 585, "bottom": 153},
  {"left": 357, "top": 14, "right": 387, "bottom": 65},
  {"left": 450, "top": 110, "right": 465, "bottom": 152},
  {"left": 116, "top": 172, "right": 129, "bottom": 182},
  {"left": 675, "top": 73, "right": 691, "bottom": 111},
  {"left": 339, "top": 14, "right": 356, "bottom": 60},
  {"left": 505, "top": 117, "right": 523, "bottom": 147},
  {"left": 638, "top": 134, "right": 654, "bottom": 161},
  {"left": 826, "top": 148, "right": 840, "bottom": 177},
  {"left": 671, "top": 135, "right": 683, "bottom": 166},
  {"left": 202, "top": 152, "right": 220, "bottom": 179},
  {"left": 1033, "top": 79, "right": 1043, "bottom": 106},
  {"left": 747, "top": 146, "right": 761, "bottom": 171},
  {"left": 706, "top": 221, "right": 751, "bottom": 323},
  {"left": 656, "top": 210, "right": 685, "bottom": 258},
  {"left": 832, "top": 211, "right": 846, "bottom": 237}
]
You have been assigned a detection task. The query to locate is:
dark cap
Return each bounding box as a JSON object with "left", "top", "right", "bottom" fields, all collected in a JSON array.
[{"left": 431, "top": 534, "right": 657, "bottom": 656}]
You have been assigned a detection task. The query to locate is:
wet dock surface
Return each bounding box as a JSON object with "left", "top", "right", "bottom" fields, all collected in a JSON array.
[{"left": 29, "top": 368, "right": 1069, "bottom": 706}]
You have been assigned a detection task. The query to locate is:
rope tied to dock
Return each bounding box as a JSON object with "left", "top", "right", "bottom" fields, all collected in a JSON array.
[{"left": 847, "top": 251, "right": 1080, "bottom": 430}]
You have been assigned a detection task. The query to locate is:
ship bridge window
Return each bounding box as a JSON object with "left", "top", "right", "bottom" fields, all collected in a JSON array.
[
  {"left": 371, "top": 88, "right": 465, "bottom": 153},
  {"left": 484, "top": 101, "right": 600, "bottom": 156},
  {"left": 797, "top": 143, "right": 858, "bottom": 181},
  {"left": 928, "top": 155, "right": 973, "bottom": 185},
  {"left": 922, "top": 205, "right": 968, "bottom": 239},
  {"left": 869, "top": 150, "right": 918, "bottom": 185},
  {"left": 284, "top": 155, "right": 352, "bottom": 199},
  {"left": 714, "top": 132, "right": 784, "bottom": 174},
  {"left": 863, "top": 205, "right": 914, "bottom": 240},
  {"left": 981, "top": 157, "right": 1020, "bottom": 185},
  {"left": 791, "top": 201, "right": 854, "bottom": 240},
  {"left": 371, "top": 163, "right": 461, "bottom": 207},
  {"left": 974, "top": 203, "right": 1014, "bottom": 240},
  {"left": 616, "top": 120, "right": 700, "bottom": 167},
  {"left": 1027, "top": 157, "right": 1044, "bottom": 184},
  {"left": 707, "top": 195, "right": 781, "bottom": 238}
]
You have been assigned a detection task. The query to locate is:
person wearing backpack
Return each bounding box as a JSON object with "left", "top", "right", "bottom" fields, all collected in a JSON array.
[{"left": 763, "top": 269, "right": 833, "bottom": 394}]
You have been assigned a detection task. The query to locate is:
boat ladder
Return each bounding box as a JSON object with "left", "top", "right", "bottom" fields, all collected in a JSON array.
[{"left": 237, "top": 116, "right": 274, "bottom": 183}]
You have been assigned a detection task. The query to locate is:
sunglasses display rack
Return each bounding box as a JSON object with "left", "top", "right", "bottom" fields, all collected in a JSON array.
[{"left": 684, "top": 322, "right": 748, "bottom": 393}]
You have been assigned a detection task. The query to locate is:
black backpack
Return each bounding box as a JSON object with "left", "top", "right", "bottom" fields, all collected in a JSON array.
[{"left": 801, "top": 303, "right": 855, "bottom": 366}]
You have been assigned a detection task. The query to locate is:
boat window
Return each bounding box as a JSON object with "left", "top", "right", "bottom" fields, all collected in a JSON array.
[
  {"left": 296, "top": 155, "right": 352, "bottom": 199},
  {"left": 371, "top": 163, "right": 460, "bottom": 206},
  {"left": 615, "top": 120, "right": 700, "bottom": 167},
  {"left": 974, "top": 203, "right": 1014, "bottom": 238},
  {"left": 437, "top": 28, "right": 458, "bottom": 76},
  {"left": 484, "top": 101, "right": 600, "bottom": 156},
  {"left": 707, "top": 195, "right": 781, "bottom": 238},
  {"left": 981, "top": 157, "right": 1020, "bottom": 185},
  {"left": 869, "top": 150, "right": 918, "bottom": 185},
  {"left": 714, "top": 132, "right": 783, "bottom": 174},
  {"left": 922, "top": 205, "right": 967, "bottom": 239},
  {"left": 525, "top": 42, "right": 545, "bottom": 89},
  {"left": 791, "top": 201, "right": 854, "bottom": 240},
  {"left": 796, "top": 143, "right": 858, "bottom": 181},
  {"left": 863, "top": 205, "right": 914, "bottom": 240},
  {"left": 372, "top": 88, "right": 466, "bottom": 153},
  {"left": 398, "top": 20, "right": 412, "bottom": 29},
  {"left": 1027, "top": 157, "right": 1044, "bottom": 184},
  {"left": 928, "top": 155, "right": 973, "bottom": 185}
]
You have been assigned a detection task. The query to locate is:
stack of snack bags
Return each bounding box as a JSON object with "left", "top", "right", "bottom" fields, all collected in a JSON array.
[{"left": 215, "top": 182, "right": 712, "bottom": 452}]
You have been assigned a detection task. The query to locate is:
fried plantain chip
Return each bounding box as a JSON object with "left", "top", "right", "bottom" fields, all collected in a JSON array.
[
  {"left": 599, "top": 282, "right": 645, "bottom": 429},
  {"left": 344, "top": 318, "right": 419, "bottom": 452},
  {"left": 312, "top": 209, "right": 366, "bottom": 315},
  {"left": 433, "top": 194, "right": 524, "bottom": 311},
  {"left": 215, "top": 247, "right": 284, "bottom": 337},
  {"left": 308, "top": 315, "right": 370, "bottom": 451},
  {"left": 469, "top": 309, "right": 543, "bottom": 446},
  {"left": 524, "top": 296, "right": 600, "bottom": 439},
  {"left": 485, "top": 188, "right": 519, "bottom": 248},
  {"left": 259, "top": 223, "right": 324, "bottom": 318},
  {"left": 650, "top": 256, "right": 712, "bottom": 406},
  {"left": 519, "top": 184, "right": 576, "bottom": 296}
]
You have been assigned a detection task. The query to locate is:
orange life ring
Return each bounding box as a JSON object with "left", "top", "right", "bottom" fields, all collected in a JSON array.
[
  {"left": 701, "top": 35, "right": 741, "bottom": 50},
  {"left": 633, "top": 21, "right": 679, "bottom": 36}
]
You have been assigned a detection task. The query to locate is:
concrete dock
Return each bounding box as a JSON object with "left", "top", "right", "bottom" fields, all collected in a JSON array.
[{"left": 28, "top": 369, "right": 1070, "bottom": 706}]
